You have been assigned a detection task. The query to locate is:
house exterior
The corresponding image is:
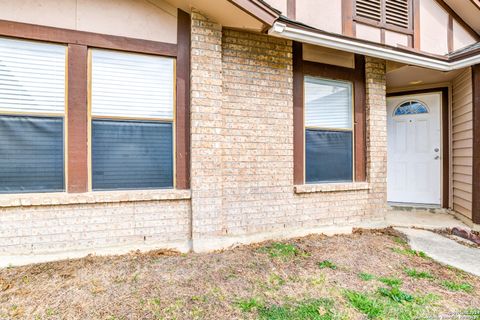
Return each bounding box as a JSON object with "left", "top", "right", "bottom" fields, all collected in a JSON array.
[{"left": 0, "top": 0, "right": 479, "bottom": 261}]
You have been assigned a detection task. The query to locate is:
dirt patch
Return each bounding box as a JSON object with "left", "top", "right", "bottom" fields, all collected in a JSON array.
[{"left": 0, "top": 229, "right": 478, "bottom": 319}]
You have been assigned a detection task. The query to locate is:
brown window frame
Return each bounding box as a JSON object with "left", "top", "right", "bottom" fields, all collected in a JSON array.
[
  {"left": 293, "top": 42, "right": 366, "bottom": 185},
  {"left": 353, "top": 0, "right": 414, "bottom": 35},
  {"left": 0, "top": 10, "right": 191, "bottom": 193}
]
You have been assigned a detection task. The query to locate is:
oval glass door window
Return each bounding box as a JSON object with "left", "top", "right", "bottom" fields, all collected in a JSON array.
[{"left": 394, "top": 100, "right": 429, "bottom": 116}]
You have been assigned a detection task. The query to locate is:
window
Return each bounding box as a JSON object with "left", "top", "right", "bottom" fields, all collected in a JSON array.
[
  {"left": 90, "top": 49, "right": 175, "bottom": 190},
  {"left": 304, "top": 77, "right": 354, "bottom": 183},
  {"left": 394, "top": 100, "right": 428, "bottom": 116},
  {"left": 0, "top": 37, "right": 66, "bottom": 193},
  {"left": 355, "top": 0, "right": 411, "bottom": 30}
]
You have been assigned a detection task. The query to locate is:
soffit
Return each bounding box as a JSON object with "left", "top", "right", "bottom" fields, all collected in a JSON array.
[
  {"left": 442, "top": 0, "right": 480, "bottom": 34},
  {"left": 164, "top": 0, "right": 267, "bottom": 31}
]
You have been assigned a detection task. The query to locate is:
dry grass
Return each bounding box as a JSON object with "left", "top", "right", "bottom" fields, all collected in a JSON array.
[{"left": 0, "top": 228, "right": 478, "bottom": 319}]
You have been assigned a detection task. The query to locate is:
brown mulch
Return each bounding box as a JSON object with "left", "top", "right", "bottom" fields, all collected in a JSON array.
[{"left": 0, "top": 228, "right": 478, "bottom": 319}]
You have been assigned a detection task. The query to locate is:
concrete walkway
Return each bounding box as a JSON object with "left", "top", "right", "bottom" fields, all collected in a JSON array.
[
  {"left": 386, "top": 209, "right": 470, "bottom": 229},
  {"left": 396, "top": 227, "right": 480, "bottom": 277}
]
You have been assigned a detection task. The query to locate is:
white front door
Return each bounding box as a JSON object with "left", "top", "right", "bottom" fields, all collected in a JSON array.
[{"left": 387, "top": 92, "right": 442, "bottom": 205}]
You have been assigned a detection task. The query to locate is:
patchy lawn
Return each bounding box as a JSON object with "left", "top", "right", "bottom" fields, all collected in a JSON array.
[{"left": 0, "top": 229, "right": 479, "bottom": 319}]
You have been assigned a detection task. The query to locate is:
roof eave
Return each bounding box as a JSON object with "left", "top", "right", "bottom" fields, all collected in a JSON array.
[
  {"left": 226, "top": 0, "right": 280, "bottom": 26},
  {"left": 268, "top": 21, "right": 480, "bottom": 72}
]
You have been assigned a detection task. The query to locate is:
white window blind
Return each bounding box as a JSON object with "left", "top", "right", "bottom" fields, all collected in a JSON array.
[
  {"left": 305, "top": 77, "right": 353, "bottom": 130},
  {"left": 91, "top": 49, "right": 174, "bottom": 120},
  {"left": 0, "top": 37, "right": 66, "bottom": 115}
]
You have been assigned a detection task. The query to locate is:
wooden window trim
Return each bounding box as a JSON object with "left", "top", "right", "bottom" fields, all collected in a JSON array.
[
  {"left": 387, "top": 88, "right": 450, "bottom": 209},
  {"left": 0, "top": 15, "right": 191, "bottom": 193},
  {"left": 342, "top": 0, "right": 356, "bottom": 37},
  {"left": 293, "top": 41, "right": 366, "bottom": 185},
  {"left": 287, "top": 0, "right": 296, "bottom": 20},
  {"left": 353, "top": 0, "right": 414, "bottom": 36},
  {"left": 67, "top": 44, "right": 89, "bottom": 193},
  {"left": 175, "top": 9, "right": 191, "bottom": 190}
]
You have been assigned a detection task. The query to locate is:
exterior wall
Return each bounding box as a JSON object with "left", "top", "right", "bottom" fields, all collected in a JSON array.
[
  {"left": 263, "top": 0, "right": 478, "bottom": 55},
  {"left": 420, "top": 0, "right": 449, "bottom": 55},
  {"left": 0, "top": 192, "right": 191, "bottom": 255},
  {"left": 452, "top": 68, "right": 474, "bottom": 220},
  {"left": 302, "top": 44, "right": 355, "bottom": 69},
  {"left": 356, "top": 24, "right": 382, "bottom": 43},
  {"left": 384, "top": 30, "right": 409, "bottom": 48},
  {"left": 0, "top": 0, "right": 178, "bottom": 43},
  {"left": 453, "top": 20, "right": 477, "bottom": 51},
  {"left": 0, "top": 8, "right": 389, "bottom": 259},
  {"left": 190, "top": 11, "right": 387, "bottom": 251},
  {"left": 295, "top": 0, "right": 342, "bottom": 35}
]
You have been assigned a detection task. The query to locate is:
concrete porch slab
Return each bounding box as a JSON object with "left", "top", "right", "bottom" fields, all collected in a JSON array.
[
  {"left": 396, "top": 227, "right": 480, "bottom": 277},
  {"left": 386, "top": 209, "right": 469, "bottom": 230}
]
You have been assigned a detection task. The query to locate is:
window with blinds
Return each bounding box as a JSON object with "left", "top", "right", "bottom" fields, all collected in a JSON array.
[
  {"left": 0, "top": 37, "right": 66, "bottom": 193},
  {"left": 90, "top": 49, "right": 175, "bottom": 190},
  {"left": 355, "top": 0, "right": 411, "bottom": 30},
  {"left": 304, "top": 77, "right": 353, "bottom": 183}
]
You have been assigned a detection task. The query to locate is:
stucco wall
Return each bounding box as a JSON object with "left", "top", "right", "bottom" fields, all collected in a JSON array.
[
  {"left": 295, "top": 0, "right": 342, "bottom": 35},
  {"left": 0, "top": 0, "right": 178, "bottom": 43}
]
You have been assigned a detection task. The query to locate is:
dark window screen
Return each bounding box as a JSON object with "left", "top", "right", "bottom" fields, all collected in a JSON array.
[
  {"left": 92, "top": 119, "right": 173, "bottom": 190},
  {"left": 305, "top": 129, "right": 353, "bottom": 183},
  {"left": 0, "top": 115, "right": 64, "bottom": 193}
]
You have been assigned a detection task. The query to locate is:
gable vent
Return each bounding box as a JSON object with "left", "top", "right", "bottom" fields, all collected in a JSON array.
[
  {"left": 356, "top": 0, "right": 382, "bottom": 22},
  {"left": 385, "top": 0, "right": 410, "bottom": 29}
]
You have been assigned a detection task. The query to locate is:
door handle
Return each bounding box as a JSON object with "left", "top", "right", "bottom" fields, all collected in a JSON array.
[{"left": 434, "top": 156, "right": 440, "bottom": 160}]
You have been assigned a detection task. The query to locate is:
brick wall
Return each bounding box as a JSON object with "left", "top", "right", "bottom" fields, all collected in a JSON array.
[
  {"left": 0, "top": 192, "right": 191, "bottom": 255},
  {"left": 0, "top": 11, "right": 388, "bottom": 258},
  {"left": 190, "top": 11, "right": 388, "bottom": 250}
]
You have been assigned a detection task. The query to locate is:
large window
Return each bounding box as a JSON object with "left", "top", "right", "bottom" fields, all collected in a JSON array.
[
  {"left": 90, "top": 49, "right": 175, "bottom": 190},
  {"left": 304, "top": 77, "right": 354, "bottom": 183},
  {"left": 0, "top": 37, "right": 66, "bottom": 193}
]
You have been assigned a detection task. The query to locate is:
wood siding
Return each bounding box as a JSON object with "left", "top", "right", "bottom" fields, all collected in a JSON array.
[{"left": 452, "top": 68, "right": 473, "bottom": 219}]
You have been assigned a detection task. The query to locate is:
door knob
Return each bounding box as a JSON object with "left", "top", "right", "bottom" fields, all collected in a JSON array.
[
  {"left": 434, "top": 148, "right": 439, "bottom": 152},
  {"left": 434, "top": 156, "right": 440, "bottom": 160}
]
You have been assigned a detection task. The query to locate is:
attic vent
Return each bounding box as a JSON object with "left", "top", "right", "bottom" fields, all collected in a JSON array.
[
  {"left": 355, "top": 0, "right": 411, "bottom": 30},
  {"left": 385, "top": 0, "right": 410, "bottom": 29},
  {"left": 355, "top": 0, "right": 382, "bottom": 22}
]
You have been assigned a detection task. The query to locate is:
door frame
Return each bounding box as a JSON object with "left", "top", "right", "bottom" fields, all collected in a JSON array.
[{"left": 387, "top": 87, "right": 449, "bottom": 208}]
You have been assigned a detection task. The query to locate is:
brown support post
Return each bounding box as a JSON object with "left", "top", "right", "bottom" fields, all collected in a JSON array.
[
  {"left": 342, "top": 0, "right": 355, "bottom": 37},
  {"left": 67, "top": 44, "right": 88, "bottom": 193},
  {"left": 175, "top": 9, "right": 191, "bottom": 189},
  {"left": 447, "top": 15, "right": 453, "bottom": 53},
  {"left": 293, "top": 41, "right": 304, "bottom": 185},
  {"left": 354, "top": 55, "right": 366, "bottom": 182},
  {"left": 413, "top": 0, "right": 421, "bottom": 50},
  {"left": 287, "top": 0, "right": 296, "bottom": 20},
  {"left": 472, "top": 65, "right": 480, "bottom": 224}
]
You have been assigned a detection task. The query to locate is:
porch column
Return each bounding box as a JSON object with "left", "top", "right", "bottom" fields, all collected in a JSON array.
[
  {"left": 190, "top": 10, "right": 226, "bottom": 246},
  {"left": 365, "top": 57, "right": 388, "bottom": 218}
]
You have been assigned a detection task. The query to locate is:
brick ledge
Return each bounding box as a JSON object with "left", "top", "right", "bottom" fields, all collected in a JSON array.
[
  {"left": 294, "top": 182, "right": 370, "bottom": 194},
  {"left": 0, "top": 189, "right": 192, "bottom": 208}
]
